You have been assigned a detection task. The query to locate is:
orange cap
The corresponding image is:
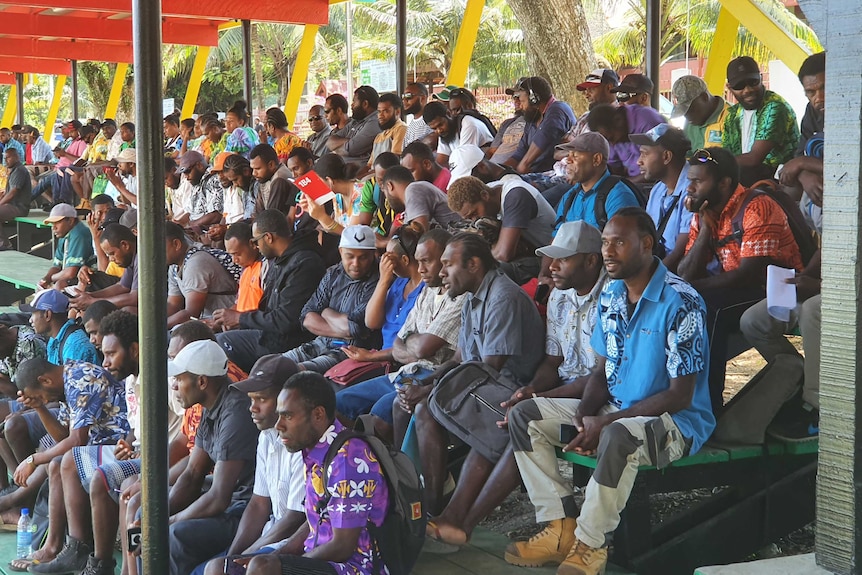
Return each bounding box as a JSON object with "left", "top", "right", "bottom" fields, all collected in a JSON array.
[{"left": 211, "top": 151, "right": 235, "bottom": 172}]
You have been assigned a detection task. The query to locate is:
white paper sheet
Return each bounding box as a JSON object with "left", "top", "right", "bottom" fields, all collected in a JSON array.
[{"left": 766, "top": 265, "right": 797, "bottom": 321}]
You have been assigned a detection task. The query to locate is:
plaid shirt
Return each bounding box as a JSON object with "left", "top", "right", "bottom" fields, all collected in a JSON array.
[{"left": 396, "top": 284, "right": 464, "bottom": 369}]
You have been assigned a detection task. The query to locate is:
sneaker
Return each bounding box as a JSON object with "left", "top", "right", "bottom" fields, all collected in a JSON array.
[
  {"left": 504, "top": 518, "right": 577, "bottom": 567},
  {"left": 80, "top": 554, "right": 116, "bottom": 575},
  {"left": 768, "top": 404, "right": 819, "bottom": 441},
  {"left": 28, "top": 537, "right": 91, "bottom": 574},
  {"left": 556, "top": 538, "right": 608, "bottom": 575}
]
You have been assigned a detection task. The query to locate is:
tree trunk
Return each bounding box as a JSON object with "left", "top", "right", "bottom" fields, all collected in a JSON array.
[
  {"left": 505, "top": 0, "right": 596, "bottom": 114},
  {"left": 252, "top": 24, "right": 266, "bottom": 114}
]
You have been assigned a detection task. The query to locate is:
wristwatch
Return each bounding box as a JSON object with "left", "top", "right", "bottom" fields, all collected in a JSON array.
[{"left": 25, "top": 455, "right": 35, "bottom": 468}]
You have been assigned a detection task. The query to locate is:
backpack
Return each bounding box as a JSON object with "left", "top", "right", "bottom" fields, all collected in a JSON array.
[
  {"left": 183, "top": 246, "right": 243, "bottom": 291},
  {"left": 318, "top": 418, "right": 426, "bottom": 575},
  {"left": 715, "top": 180, "right": 818, "bottom": 267},
  {"left": 555, "top": 175, "right": 647, "bottom": 231},
  {"left": 457, "top": 110, "right": 498, "bottom": 138}
]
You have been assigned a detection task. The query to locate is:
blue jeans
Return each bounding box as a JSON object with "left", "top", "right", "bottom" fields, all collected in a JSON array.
[
  {"left": 190, "top": 546, "right": 277, "bottom": 575},
  {"left": 335, "top": 367, "right": 434, "bottom": 425}
]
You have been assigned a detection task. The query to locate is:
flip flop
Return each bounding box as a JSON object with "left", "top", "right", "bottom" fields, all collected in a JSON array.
[
  {"left": 422, "top": 520, "right": 461, "bottom": 554},
  {"left": 8, "top": 558, "right": 38, "bottom": 572}
]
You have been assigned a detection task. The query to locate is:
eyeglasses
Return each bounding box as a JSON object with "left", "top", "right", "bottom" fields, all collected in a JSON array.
[
  {"left": 323, "top": 108, "right": 332, "bottom": 114},
  {"left": 730, "top": 77, "right": 761, "bottom": 91},
  {"left": 308, "top": 115, "right": 323, "bottom": 122},
  {"left": 251, "top": 231, "right": 270, "bottom": 244},
  {"left": 692, "top": 148, "right": 719, "bottom": 165}
]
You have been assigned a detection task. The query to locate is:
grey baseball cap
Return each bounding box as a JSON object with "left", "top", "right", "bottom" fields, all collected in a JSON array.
[
  {"left": 536, "top": 221, "right": 602, "bottom": 259},
  {"left": 671, "top": 75, "right": 708, "bottom": 118}
]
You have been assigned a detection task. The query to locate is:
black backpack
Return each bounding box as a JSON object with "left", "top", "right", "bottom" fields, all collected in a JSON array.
[
  {"left": 318, "top": 420, "right": 426, "bottom": 575},
  {"left": 715, "top": 180, "right": 818, "bottom": 267},
  {"left": 555, "top": 175, "right": 647, "bottom": 231},
  {"left": 457, "top": 109, "right": 498, "bottom": 138}
]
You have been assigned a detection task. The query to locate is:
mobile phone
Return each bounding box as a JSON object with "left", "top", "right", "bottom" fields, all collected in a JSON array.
[
  {"left": 534, "top": 283, "right": 550, "bottom": 305},
  {"left": 127, "top": 526, "right": 142, "bottom": 553},
  {"left": 559, "top": 424, "right": 579, "bottom": 444},
  {"left": 224, "top": 556, "right": 249, "bottom": 575}
]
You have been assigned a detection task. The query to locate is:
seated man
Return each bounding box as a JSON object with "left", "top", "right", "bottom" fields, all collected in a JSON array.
[
  {"left": 27, "top": 290, "right": 99, "bottom": 365},
  {"left": 425, "top": 222, "right": 608, "bottom": 548},
  {"left": 76, "top": 194, "right": 121, "bottom": 290},
  {"left": 250, "top": 144, "right": 298, "bottom": 217},
  {"left": 282, "top": 225, "right": 380, "bottom": 374},
  {"left": 174, "top": 151, "right": 223, "bottom": 229},
  {"left": 447, "top": 171, "right": 556, "bottom": 285},
  {"left": 70, "top": 223, "right": 139, "bottom": 313},
  {"left": 413, "top": 233, "right": 545, "bottom": 515},
  {"left": 721, "top": 56, "right": 799, "bottom": 186},
  {"left": 489, "top": 83, "right": 526, "bottom": 164},
  {"left": 368, "top": 92, "right": 407, "bottom": 168},
  {"left": 304, "top": 105, "right": 332, "bottom": 159},
  {"left": 353, "top": 152, "right": 402, "bottom": 242},
  {"left": 671, "top": 75, "right": 730, "bottom": 151},
  {"left": 380, "top": 166, "right": 461, "bottom": 231},
  {"left": 678, "top": 147, "right": 802, "bottom": 411},
  {"left": 167, "top": 340, "right": 260, "bottom": 575},
  {"left": 336, "top": 229, "right": 463, "bottom": 440},
  {"left": 0, "top": 322, "right": 46, "bottom": 411},
  {"left": 286, "top": 147, "right": 315, "bottom": 179},
  {"left": 400, "top": 140, "right": 451, "bottom": 192},
  {"left": 585, "top": 103, "right": 664, "bottom": 182},
  {"left": 218, "top": 222, "right": 265, "bottom": 314},
  {"left": 630, "top": 124, "right": 694, "bottom": 270},
  {"left": 215, "top": 211, "right": 327, "bottom": 373},
  {"left": 612, "top": 73, "right": 654, "bottom": 108},
  {"left": 39, "top": 204, "right": 98, "bottom": 290},
  {"left": 242, "top": 371, "right": 391, "bottom": 575},
  {"left": 326, "top": 85, "right": 383, "bottom": 166},
  {"left": 221, "top": 153, "right": 256, "bottom": 225},
  {"left": 504, "top": 208, "right": 715, "bottom": 574},
  {"left": 9, "top": 356, "right": 129, "bottom": 572},
  {"left": 0, "top": 147, "right": 31, "bottom": 250},
  {"left": 164, "top": 221, "right": 241, "bottom": 328},
  {"left": 199, "top": 355, "right": 307, "bottom": 575},
  {"left": 423, "top": 101, "right": 493, "bottom": 167},
  {"left": 35, "top": 311, "right": 140, "bottom": 575},
  {"left": 103, "top": 148, "right": 138, "bottom": 207}
]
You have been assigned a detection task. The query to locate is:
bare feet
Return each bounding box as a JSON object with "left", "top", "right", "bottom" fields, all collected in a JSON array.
[
  {"left": 427, "top": 518, "right": 470, "bottom": 546},
  {"left": 8, "top": 546, "right": 59, "bottom": 571}
]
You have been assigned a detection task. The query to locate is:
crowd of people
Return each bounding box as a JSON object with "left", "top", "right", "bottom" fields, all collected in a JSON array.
[{"left": 0, "top": 49, "right": 826, "bottom": 575}]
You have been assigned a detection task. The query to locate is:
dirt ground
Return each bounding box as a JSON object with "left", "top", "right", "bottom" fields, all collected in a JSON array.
[{"left": 480, "top": 343, "right": 815, "bottom": 561}]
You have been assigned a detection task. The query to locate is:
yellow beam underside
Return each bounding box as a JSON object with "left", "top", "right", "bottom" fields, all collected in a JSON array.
[
  {"left": 105, "top": 63, "right": 128, "bottom": 119},
  {"left": 284, "top": 25, "right": 318, "bottom": 130},
  {"left": 181, "top": 46, "right": 211, "bottom": 119},
  {"left": 45, "top": 75, "right": 66, "bottom": 139},
  {"left": 446, "top": 0, "right": 485, "bottom": 87},
  {"left": 716, "top": 0, "right": 812, "bottom": 77},
  {"left": 705, "top": 7, "right": 739, "bottom": 96},
  {"left": 1, "top": 85, "right": 16, "bottom": 129}
]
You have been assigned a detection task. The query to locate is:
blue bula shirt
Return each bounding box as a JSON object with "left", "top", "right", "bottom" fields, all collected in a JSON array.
[
  {"left": 590, "top": 259, "right": 715, "bottom": 454},
  {"left": 47, "top": 320, "right": 101, "bottom": 365},
  {"left": 553, "top": 169, "right": 641, "bottom": 234},
  {"left": 645, "top": 164, "right": 694, "bottom": 256}
]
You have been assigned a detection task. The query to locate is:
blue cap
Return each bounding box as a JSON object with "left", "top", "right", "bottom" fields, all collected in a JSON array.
[
  {"left": 21, "top": 508, "right": 29, "bottom": 515},
  {"left": 21, "top": 290, "right": 70, "bottom": 313}
]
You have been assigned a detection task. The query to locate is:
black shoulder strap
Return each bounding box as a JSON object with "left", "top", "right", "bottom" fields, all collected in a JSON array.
[
  {"left": 655, "top": 193, "right": 683, "bottom": 240},
  {"left": 593, "top": 175, "right": 622, "bottom": 231},
  {"left": 716, "top": 189, "right": 762, "bottom": 248},
  {"left": 554, "top": 187, "right": 578, "bottom": 230}
]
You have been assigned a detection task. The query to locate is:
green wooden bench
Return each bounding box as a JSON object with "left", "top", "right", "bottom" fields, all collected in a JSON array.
[
  {"left": 12, "top": 210, "right": 54, "bottom": 256},
  {"left": 557, "top": 436, "right": 818, "bottom": 575},
  {"left": 0, "top": 251, "right": 53, "bottom": 292}
]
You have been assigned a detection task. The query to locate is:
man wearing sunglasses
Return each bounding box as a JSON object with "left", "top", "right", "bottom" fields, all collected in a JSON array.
[
  {"left": 402, "top": 82, "right": 435, "bottom": 147},
  {"left": 303, "top": 105, "right": 331, "bottom": 159},
  {"left": 612, "top": 73, "right": 654, "bottom": 108},
  {"left": 721, "top": 56, "right": 799, "bottom": 186}
]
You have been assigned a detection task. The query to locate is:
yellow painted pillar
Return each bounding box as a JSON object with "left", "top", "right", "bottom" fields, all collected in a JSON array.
[
  {"left": 704, "top": 8, "right": 739, "bottom": 96},
  {"left": 181, "top": 46, "right": 211, "bottom": 119},
  {"left": 44, "top": 75, "right": 67, "bottom": 139},
  {"left": 446, "top": 0, "right": 485, "bottom": 87},
  {"left": 284, "top": 25, "right": 319, "bottom": 130},
  {"left": 1, "top": 85, "right": 17, "bottom": 129},
  {"left": 716, "top": 0, "right": 814, "bottom": 75},
  {"left": 105, "top": 63, "right": 129, "bottom": 119}
]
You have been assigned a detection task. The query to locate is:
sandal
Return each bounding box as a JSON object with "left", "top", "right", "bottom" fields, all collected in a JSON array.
[
  {"left": 423, "top": 520, "right": 461, "bottom": 554},
  {"left": 8, "top": 558, "right": 38, "bottom": 572}
]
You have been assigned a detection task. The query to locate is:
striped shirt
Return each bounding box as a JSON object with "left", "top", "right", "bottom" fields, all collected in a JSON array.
[{"left": 254, "top": 428, "right": 306, "bottom": 543}]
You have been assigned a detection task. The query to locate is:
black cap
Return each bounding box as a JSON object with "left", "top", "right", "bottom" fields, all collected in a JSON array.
[
  {"left": 612, "top": 73, "right": 654, "bottom": 95},
  {"left": 505, "top": 77, "right": 530, "bottom": 96},
  {"left": 727, "top": 56, "right": 761, "bottom": 87},
  {"left": 231, "top": 354, "right": 299, "bottom": 393}
]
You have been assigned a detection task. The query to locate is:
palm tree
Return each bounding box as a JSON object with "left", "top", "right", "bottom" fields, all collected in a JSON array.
[{"left": 592, "top": 0, "right": 822, "bottom": 69}]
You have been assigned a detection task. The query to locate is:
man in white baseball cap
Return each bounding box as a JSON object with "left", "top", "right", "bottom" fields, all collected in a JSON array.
[
  {"left": 40, "top": 203, "right": 97, "bottom": 290},
  {"left": 166, "top": 339, "right": 260, "bottom": 575}
]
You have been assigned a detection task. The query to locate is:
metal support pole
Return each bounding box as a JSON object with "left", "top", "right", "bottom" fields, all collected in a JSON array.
[
  {"left": 131, "top": 0, "right": 169, "bottom": 572},
  {"left": 241, "top": 19, "right": 253, "bottom": 107},
  {"left": 15, "top": 73, "right": 23, "bottom": 125},
  {"left": 70, "top": 60, "right": 79, "bottom": 120},
  {"left": 645, "top": 0, "right": 661, "bottom": 110},
  {"left": 396, "top": 0, "right": 407, "bottom": 108}
]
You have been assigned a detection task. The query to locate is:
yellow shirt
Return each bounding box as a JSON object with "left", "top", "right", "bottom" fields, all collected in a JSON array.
[{"left": 106, "top": 261, "right": 124, "bottom": 278}]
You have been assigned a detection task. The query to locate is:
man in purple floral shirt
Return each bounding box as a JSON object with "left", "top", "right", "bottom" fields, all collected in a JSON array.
[{"left": 245, "top": 372, "right": 390, "bottom": 575}]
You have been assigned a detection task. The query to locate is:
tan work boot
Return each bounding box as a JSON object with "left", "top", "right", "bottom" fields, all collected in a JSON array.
[
  {"left": 556, "top": 538, "right": 608, "bottom": 575},
  {"left": 504, "top": 517, "right": 577, "bottom": 567}
]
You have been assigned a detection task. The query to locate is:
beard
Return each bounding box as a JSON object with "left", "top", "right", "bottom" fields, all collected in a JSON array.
[
  {"left": 404, "top": 101, "right": 421, "bottom": 115},
  {"left": 352, "top": 107, "right": 368, "bottom": 122},
  {"left": 379, "top": 117, "right": 398, "bottom": 131},
  {"left": 523, "top": 107, "right": 540, "bottom": 123}
]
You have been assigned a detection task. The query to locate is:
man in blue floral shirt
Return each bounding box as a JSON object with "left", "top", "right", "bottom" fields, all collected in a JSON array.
[
  {"left": 9, "top": 358, "right": 128, "bottom": 572},
  {"left": 245, "top": 372, "right": 390, "bottom": 575}
]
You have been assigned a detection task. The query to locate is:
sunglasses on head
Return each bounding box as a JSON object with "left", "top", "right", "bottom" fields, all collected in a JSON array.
[
  {"left": 392, "top": 233, "right": 416, "bottom": 258},
  {"left": 730, "top": 77, "right": 761, "bottom": 91},
  {"left": 308, "top": 115, "right": 323, "bottom": 122},
  {"left": 692, "top": 148, "right": 719, "bottom": 165}
]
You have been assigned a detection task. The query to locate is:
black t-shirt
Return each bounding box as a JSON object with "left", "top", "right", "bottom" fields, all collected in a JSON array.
[
  {"left": 796, "top": 103, "right": 824, "bottom": 157},
  {"left": 501, "top": 185, "right": 538, "bottom": 229}
]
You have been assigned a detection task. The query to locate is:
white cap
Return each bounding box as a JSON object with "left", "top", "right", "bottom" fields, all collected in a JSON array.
[
  {"left": 167, "top": 340, "right": 229, "bottom": 377},
  {"left": 339, "top": 225, "right": 377, "bottom": 250},
  {"left": 448, "top": 145, "right": 485, "bottom": 187},
  {"left": 536, "top": 221, "right": 602, "bottom": 259}
]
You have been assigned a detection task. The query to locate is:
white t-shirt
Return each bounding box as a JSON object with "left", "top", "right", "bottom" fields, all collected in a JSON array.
[
  {"left": 254, "top": 428, "right": 306, "bottom": 546},
  {"left": 437, "top": 115, "right": 493, "bottom": 157},
  {"left": 741, "top": 109, "right": 757, "bottom": 153}
]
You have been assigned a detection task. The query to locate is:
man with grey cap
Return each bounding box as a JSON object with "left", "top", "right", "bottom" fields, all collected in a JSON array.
[
  {"left": 671, "top": 75, "right": 730, "bottom": 152},
  {"left": 281, "top": 224, "right": 381, "bottom": 374},
  {"left": 167, "top": 339, "right": 259, "bottom": 575},
  {"left": 199, "top": 354, "right": 306, "bottom": 575},
  {"left": 422, "top": 222, "right": 607, "bottom": 549}
]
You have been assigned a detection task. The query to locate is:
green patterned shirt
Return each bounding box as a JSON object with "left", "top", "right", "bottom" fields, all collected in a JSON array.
[{"left": 722, "top": 90, "right": 799, "bottom": 168}]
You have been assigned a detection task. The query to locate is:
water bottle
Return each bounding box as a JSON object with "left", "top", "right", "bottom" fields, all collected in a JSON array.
[{"left": 16, "top": 508, "right": 31, "bottom": 558}]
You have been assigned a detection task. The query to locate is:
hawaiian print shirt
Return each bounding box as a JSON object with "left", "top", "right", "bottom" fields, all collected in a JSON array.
[
  {"left": 0, "top": 326, "right": 46, "bottom": 387},
  {"left": 722, "top": 90, "right": 799, "bottom": 168},
  {"left": 57, "top": 361, "right": 129, "bottom": 446},
  {"left": 273, "top": 132, "right": 304, "bottom": 163},
  {"left": 304, "top": 420, "right": 389, "bottom": 575}
]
